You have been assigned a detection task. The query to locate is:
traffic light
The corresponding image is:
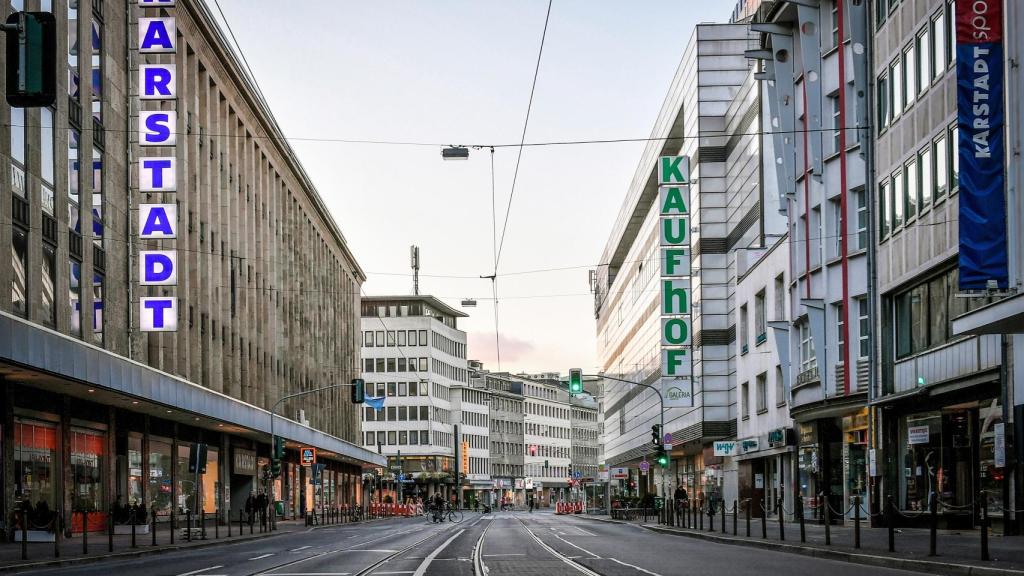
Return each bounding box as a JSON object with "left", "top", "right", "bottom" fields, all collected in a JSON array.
[
  {"left": 651, "top": 424, "right": 662, "bottom": 447},
  {"left": 568, "top": 368, "right": 583, "bottom": 395},
  {"left": 351, "top": 378, "right": 365, "bottom": 403},
  {"left": 4, "top": 11, "right": 56, "bottom": 107},
  {"left": 568, "top": 463, "right": 573, "bottom": 477},
  {"left": 271, "top": 435, "right": 285, "bottom": 477},
  {"left": 656, "top": 447, "right": 669, "bottom": 469},
  {"left": 270, "top": 458, "right": 281, "bottom": 477}
]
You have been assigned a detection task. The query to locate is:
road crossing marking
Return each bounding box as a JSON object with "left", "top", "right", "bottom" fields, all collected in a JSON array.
[
  {"left": 412, "top": 528, "right": 465, "bottom": 576},
  {"left": 290, "top": 545, "right": 313, "bottom": 552},
  {"left": 249, "top": 554, "right": 275, "bottom": 560},
  {"left": 175, "top": 567, "right": 223, "bottom": 576}
]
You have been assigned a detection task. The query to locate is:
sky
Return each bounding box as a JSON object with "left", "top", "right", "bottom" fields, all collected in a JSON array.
[{"left": 210, "top": 0, "right": 735, "bottom": 374}]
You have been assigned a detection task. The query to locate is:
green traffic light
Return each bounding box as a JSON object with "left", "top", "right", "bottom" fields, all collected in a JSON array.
[{"left": 569, "top": 368, "right": 583, "bottom": 395}]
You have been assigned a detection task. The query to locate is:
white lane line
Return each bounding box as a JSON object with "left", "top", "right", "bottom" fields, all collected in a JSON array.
[
  {"left": 266, "top": 573, "right": 352, "bottom": 575},
  {"left": 607, "top": 557, "right": 664, "bottom": 576},
  {"left": 290, "top": 545, "right": 313, "bottom": 552},
  {"left": 343, "top": 548, "right": 398, "bottom": 553},
  {"left": 175, "top": 567, "right": 223, "bottom": 576},
  {"left": 551, "top": 532, "right": 600, "bottom": 558},
  {"left": 412, "top": 528, "right": 465, "bottom": 576},
  {"left": 374, "top": 572, "right": 415, "bottom": 575},
  {"left": 519, "top": 521, "right": 601, "bottom": 576},
  {"left": 482, "top": 553, "right": 525, "bottom": 557},
  {"left": 249, "top": 554, "right": 275, "bottom": 560}
]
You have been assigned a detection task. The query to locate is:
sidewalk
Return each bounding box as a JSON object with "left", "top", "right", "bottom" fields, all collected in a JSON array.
[
  {"left": 582, "top": 513, "right": 1024, "bottom": 576},
  {"left": 0, "top": 516, "right": 354, "bottom": 573}
]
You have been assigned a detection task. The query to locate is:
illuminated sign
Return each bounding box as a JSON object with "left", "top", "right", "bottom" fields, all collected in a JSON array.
[
  {"left": 659, "top": 156, "right": 693, "bottom": 407},
  {"left": 136, "top": 5, "right": 178, "bottom": 332}
]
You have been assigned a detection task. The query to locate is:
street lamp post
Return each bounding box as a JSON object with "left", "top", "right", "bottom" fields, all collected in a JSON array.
[{"left": 269, "top": 381, "right": 362, "bottom": 530}]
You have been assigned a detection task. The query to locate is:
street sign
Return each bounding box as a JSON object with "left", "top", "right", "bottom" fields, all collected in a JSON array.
[
  {"left": 639, "top": 460, "right": 650, "bottom": 475},
  {"left": 300, "top": 447, "right": 316, "bottom": 466},
  {"left": 663, "top": 432, "right": 673, "bottom": 445},
  {"left": 574, "top": 471, "right": 581, "bottom": 479}
]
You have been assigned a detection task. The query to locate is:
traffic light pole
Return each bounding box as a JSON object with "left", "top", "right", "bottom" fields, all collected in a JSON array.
[
  {"left": 269, "top": 381, "right": 361, "bottom": 530},
  {"left": 585, "top": 374, "right": 669, "bottom": 501}
]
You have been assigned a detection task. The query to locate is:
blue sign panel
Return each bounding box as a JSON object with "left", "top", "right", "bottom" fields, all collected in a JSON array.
[{"left": 957, "top": 0, "right": 1008, "bottom": 289}]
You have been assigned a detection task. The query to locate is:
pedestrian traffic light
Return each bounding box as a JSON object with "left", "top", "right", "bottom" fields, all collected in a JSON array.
[
  {"left": 270, "top": 458, "right": 281, "bottom": 478},
  {"left": 274, "top": 435, "right": 286, "bottom": 460},
  {"left": 651, "top": 424, "right": 662, "bottom": 447},
  {"left": 656, "top": 447, "right": 669, "bottom": 468},
  {"left": 568, "top": 368, "right": 583, "bottom": 395},
  {"left": 4, "top": 11, "right": 57, "bottom": 107},
  {"left": 351, "top": 378, "right": 365, "bottom": 404}
]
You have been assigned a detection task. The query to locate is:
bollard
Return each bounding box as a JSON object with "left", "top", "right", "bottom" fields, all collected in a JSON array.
[
  {"left": 854, "top": 495, "right": 861, "bottom": 549},
  {"left": 228, "top": 509, "right": 232, "bottom": 537},
  {"left": 131, "top": 512, "right": 137, "bottom": 548},
  {"left": 54, "top": 508, "right": 60, "bottom": 558},
  {"left": 981, "top": 492, "right": 990, "bottom": 561},
  {"left": 761, "top": 500, "right": 767, "bottom": 539},
  {"left": 83, "top": 510, "right": 89, "bottom": 554},
  {"left": 250, "top": 510, "right": 254, "bottom": 535},
  {"left": 708, "top": 503, "right": 714, "bottom": 532},
  {"left": 201, "top": 510, "right": 207, "bottom": 540},
  {"left": 746, "top": 499, "right": 751, "bottom": 537},
  {"left": 721, "top": 502, "right": 726, "bottom": 534},
  {"left": 733, "top": 500, "right": 738, "bottom": 535},
  {"left": 798, "top": 497, "right": 806, "bottom": 543},
  {"left": 21, "top": 510, "right": 27, "bottom": 560},
  {"left": 823, "top": 494, "right": 831, "bottom": 546},
  {"left": 928, "top": 491, "right": 937, "bottom": 557},
  {"left": 170, "top": 510, "right": 175, "bottom": 545},
  {"left": 215, "top": 509, "right": 219, "bottom": 539},
  {"left": 186, "top": 511, "right": 192, "bottom": 542},
  {"left": 152, "top": 509, "right": 157, "bottom": 546},
  {"left": 887, "top": 495, "right": 895, "bottom": 552},
  {"left": 108, "top": 507, "right": 114, "bottom": 552},
  {"left": 778, "top": 499, "right": 785, "bottom": 541},
  {"left": 239, "top": 509, "right": 244, "bottom": 536},
  {"left": 699, "top": 502, "right": 704, "bottom": 531}
]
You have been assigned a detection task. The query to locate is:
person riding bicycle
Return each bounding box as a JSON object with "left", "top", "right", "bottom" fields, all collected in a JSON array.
[{"left": 431, "top": 493, "right": 445, "bottom": 523}]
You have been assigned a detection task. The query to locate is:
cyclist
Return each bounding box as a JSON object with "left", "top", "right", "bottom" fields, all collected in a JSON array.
[{"left": 431, "top": 492, "right": 445, "bottom": 523}]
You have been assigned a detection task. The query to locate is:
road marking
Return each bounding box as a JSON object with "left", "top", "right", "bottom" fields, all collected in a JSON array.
[
  {"left": 607, "top": 557, "right": 664, "bottom": 576},
  {"left": 374, "top": 572, "right": 414, "bottom": 575},
  {"left": 518, "top": 520, "right": 601, "bottom": 576},
  {"left": 249, "top": 554, "right": 275, "bottom": 560},
  {"left": 482, "top": 553, "right": 525, "bottom": 557},
  {"left": 551, "top": 532, "right": 600, "bottom": 558},
  {"left": 412, "top": 528, "right": 465, "bottom": 576},
  {"left": 290, "top": 545, "right": 313, "bottom": 552},
  {"left": 343, "top": 548, "right": 398, "bottom": 553},
  {"left": 176, "top": 567, "right": 223, "bottom": 576},
  {"left": 266, "top": 573, "right": 351, "bottom": 575}
]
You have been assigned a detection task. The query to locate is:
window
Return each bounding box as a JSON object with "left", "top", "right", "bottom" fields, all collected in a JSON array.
[
  {"left": 398, "top": 382, "right": 407, "bottom": 396},
  {"left": 387, "top": 431, "right": 396, "bottom": 445},
  {"left": 92, "top": 273, "right": 104, "bottom": 345},
  {"left": 830, "top": 94, "right": 841, "bottom": 154},
  {"left": 419, "top": 329, "right": 427, "bottom": 345},
  {"left": 830, "top": 1, "right": 839, "bottom": 47},
  {"left": 934, "top": 133, "right": 948, "bottom": 199},
  {"left": 879, "top": 179, "right": 890, "bottom": 239},
  {"left": 918, "top": 147, "right": 932, "bottom": 210},
  {"left": 917, "top": 29, "right": 930, "bottom": 95},
  {"left": 12, "top": 228, "right": 28, "bottom": 317},
  {"left": 387, "top": 382, "right": 396, "bottom": 397},
  {"left": 903, "top": 43, "right": 916, "bottom": 107},
  {"left": 895, "top": 284, "right": 928, "bottom": 358},
  {"left": 775, "top": 365, "right": 786, "bottom": 406},
  {"left": 364, "top": 331, "right": 373, "bottom": 347},
  {"left": 41, "top": 245, "right": 56, "bottom": 326},
  {"left": 10, "top": 107, "right": 26, "bottom": 199},
  {"left": 419, "top": 358, "right": 427, "bottom": 372},
  {"left": 398, "top": 406, "right": 407, "bottom": 421},
  {"left": 755, "top": 290, "right": 767, "bottom": 343},
  {"left": 905, "top": 157, "right": 917, "bottom": 221},
  {"left": 947, "top": 1, "right": 956, "bottom": 66},
  {"left": 387, "top": 330, "right": 395, "bottom": 346},
  {"left": 855, "top": 189, "right": 868, "bottom": 249},
  {"left": 741, "top": 382, "right": 750, "bottom": 420},
  {"left": 397, "top": 330, "right": 406, "bottom": 346},
  {"left": 830, "top": 199, "right": 843, "bottom": 259},
  {"left": 933, "top": 11, "right": 946, "bottom": 80},
  {"left": 949, "top": 125, "right": 959, "bottom": 192},
  {"left": 409, "top": 381, "right": 418, "bottom": 396},
  {"left": 376, "top": 330, "right": 384, "bottom": 346},
  {"left": 386, "top": 358, "right": 395, "bottom": 373},
  {"left": 399, "top": 431, "right": 407, "bottom": 445},
  {"left": 774, "top": 274, "right": 785, "bottom": 320},
  {"left": 892, "top": 169, "right": 904, "bottom": 231},
  {"left": 858, "top": 297, "right": 870, "bottom": 359},
  {"left": 419, "top": 406, "right": 429, "bottom": 420},
  {"left": 409, "top": 431, "right": 419, "bottom": 445},
  {"left": 836, "top": 303, "right": 846, "bottom": 362},
  {"left": 877, "top": 72, "right": 890, "bottom": 130},
  {"left": 376, "top": 431, "right": 385, "bottom": 447},
  {"left": 69, "top": 260, "right": 81, "bottom": 337},
  {"left": 756, "top": 373, "right": 767, "bottom": 413},
  {"left": 875, "top": 0, "right": 886, "bottom": 29},
  {"left": 891, "top": 58, "right": 903, "bottom": 117},
  {"left": 40, "top": 107, "right": 55, "bottom": 215},
  {"left": 799, "top": 321, "right": 816, "bottom": 373},
  {"left": 739, "top": 304, "right": 748, "bottom": 353}
]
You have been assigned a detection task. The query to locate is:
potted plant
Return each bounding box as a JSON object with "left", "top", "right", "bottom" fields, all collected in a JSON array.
[{"left": 112, "top": 501, "right": 151, "bottom": 535}]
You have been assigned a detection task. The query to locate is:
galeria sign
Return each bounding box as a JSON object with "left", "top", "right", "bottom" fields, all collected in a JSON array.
[
  {"left": 137, "top": 0, "right": 178, "bottom": 331},
  {"left": 659, "top": 156, "right": 693, "bottom": 408}
]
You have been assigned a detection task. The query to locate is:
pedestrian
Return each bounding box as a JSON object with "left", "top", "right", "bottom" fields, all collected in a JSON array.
[
  {"left": 673, "top": 483, "right": 688, "bottom": 517},
  {"left": 257, "top": 492, "right": 268, "bottom": 529},
  {"left": 528, "top": 496, "right": 534, "bottom": 513},
  {"left": 245, "top": 494, "right": 255, "bottom": 526}
]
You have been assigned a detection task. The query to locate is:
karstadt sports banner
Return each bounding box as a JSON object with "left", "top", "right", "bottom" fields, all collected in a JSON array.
[{"left": 956, "top": 0, "right": 1008, "bottom": 289}]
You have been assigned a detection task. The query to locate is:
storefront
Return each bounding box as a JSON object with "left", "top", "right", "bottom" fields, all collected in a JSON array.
[
  {"left": 796, "top": 410, "right": 868, "bottom": 523},
  {"left": 736, "top": 428, "right": 796, "bottom": 519}
]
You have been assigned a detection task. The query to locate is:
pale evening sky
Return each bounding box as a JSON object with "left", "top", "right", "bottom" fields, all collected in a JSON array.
[{"left": 210, "top": 0, "right": 734, "bottom": 374}]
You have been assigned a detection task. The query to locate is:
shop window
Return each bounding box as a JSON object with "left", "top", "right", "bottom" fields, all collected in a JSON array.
[
  {"left": 15, "top": 421, "right": 58, "bottom": 510},
  {"left": 148, "top": 438, "right": 172, "bottom": 515}
]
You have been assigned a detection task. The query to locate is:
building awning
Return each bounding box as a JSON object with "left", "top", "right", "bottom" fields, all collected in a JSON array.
[
  {"left": 952, "top": 292, "right": 1024, "bottom": 335},
  {"left": 0, "top": 311, "right": 385, "bottom": 468}
]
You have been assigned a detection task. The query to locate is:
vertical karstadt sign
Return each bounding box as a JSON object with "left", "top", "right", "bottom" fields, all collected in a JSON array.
[
  {"left": 659, "top": 156, "right": 693, "bottom": 408},
  {"left": 137, "top": 0, "right": 179, "bottom": 331}
]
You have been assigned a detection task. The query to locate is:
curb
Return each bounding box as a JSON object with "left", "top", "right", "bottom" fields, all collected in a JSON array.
[
  {"left": 576, "top": 516, "right": 1024, "bottom": 576},
  {"left": 0, "top": 517, "right": 391, "bottom": 573}
]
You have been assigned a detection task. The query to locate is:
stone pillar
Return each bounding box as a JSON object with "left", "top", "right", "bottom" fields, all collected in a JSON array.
[{"left": 2, "top": 382, "right": 16, "bottom": 537}]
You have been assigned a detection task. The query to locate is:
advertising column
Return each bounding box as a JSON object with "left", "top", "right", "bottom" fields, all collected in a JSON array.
[{"left": 136, "top": 0, "right": 179, "bottom": 332}]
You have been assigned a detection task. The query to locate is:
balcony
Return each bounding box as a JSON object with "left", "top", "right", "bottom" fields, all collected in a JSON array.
[{"left": 794, "top": 365, "right": 820, "bottom": 388}]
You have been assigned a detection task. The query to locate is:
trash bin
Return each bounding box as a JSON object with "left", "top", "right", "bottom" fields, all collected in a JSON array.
[{"left": 274, "top": 501, "right": 284, "bottom": 516}]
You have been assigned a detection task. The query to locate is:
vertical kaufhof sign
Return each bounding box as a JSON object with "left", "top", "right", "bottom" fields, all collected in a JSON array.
[
  {"left": 659, "top": 156, "right": 693, "bottom": 408},
  {"left": 137, "top": 0, "right": 178, "bottom": 331}
]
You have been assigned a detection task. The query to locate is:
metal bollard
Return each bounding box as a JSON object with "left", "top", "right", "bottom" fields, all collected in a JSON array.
[
  {"left": 746, "top": 499, "right": 751, "bottom": 537},
  {"left": 152, "top": 509, "right": 157, "bottom": 546},
  {"left": 699, "top": 502, "right": 704, "bottom": 531},
  {"left": 215, "top": 509, "right": 219, "bottom": 539},
  {"left": 131, "top": 512, "right": 137, "bottom": 548},
  {"left": 798, "top": 497, "right": 806, "bottom": 543},
  {"left": 721, "top": 502, "right": 726, "bottom": 534},
  {"left": 108, "top": 507, "right": 114, "bottom": 552},
  {"left": 186, "top": 511, "right": 192, "bottom": 542},
  {"left": 708, "top": 503, "right": 713, "bottom": 532},
  {"left": 928, "top": 491, "right": 937, "bottom": 557},
  {"left": 239, "top": 509, "right": 243, "bottom": 536},
  {"left": 981, "top": 492, "right": 990, "bottom": 561},
  {"left": 733, "top": 500, "right": 738, "bottom": 535},
  {"left": 761, "top": 500, "right": 767, "bottom": 539},
  {"left": 250, "top": 511, "right": 254, "bottom": 535},
  {"left": 823, "top": 494, "right": 831, "bottom": 546},
  {"left": 887, "top": 496, "right": 895, "bottom": 552},
  {"left": 854, "top": 495, "right": 861, "bottom": 549},
  {"left": 54, "top": 508, "right": 60, "bottom": 558},
  {"left": 83, "top": 510, "right": 89, "bottom": 554},
  {"left": 21, "top": 510, "right": 27, "bottom": 560},
  {"left": 170, "top": 510, "right": 175, "bottom": 545},
  {"left": 778, "top": 499, "right": 785, "bottom": 541},
  {"left": 201, "top": 510, "right": 207, "bottom": 540}
]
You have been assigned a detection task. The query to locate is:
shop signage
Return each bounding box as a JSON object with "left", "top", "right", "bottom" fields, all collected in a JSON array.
[
  {"left": 610, "top": 467, "right": 628, "bottom": 480},
  {"left": 659, "top": 156, "right": 693, "bottom": 407},
  {"left": 754, "top": 473, "right": 764, "bottom": 489},
  {"left": 994, "top": 423, "right": 1006, "bottom": 467},
  {"left": 136, "top": 3, "right": 178, "bottom": 331},
  {"left": 300, "top": 447, "right": 316, "bottom": 466},
  {"left": 907, "top": 425, "right": 930, "bottom": 445},
  {"left": 514, "top": 479, "right": 525, "bottom": 490},
  {"left": 233, "top": 448, "right": 257, "bottom": 476},
  {"left": 767, "top": 428, "right": 792, "bottom": 448},
  {"left": 525, "top": 478, "right": 534, "bottom": 490},
  {"left": 713, "top": 441, "right": 738, "bottom": 457},
  {"left": 868, "top": 448, "right": 878, "bottom": 477},
  {"left": 740, "top": 438, "right": 760, "bottom": 454},
  {"left": 493, "top": 478, "right": 512, "bottom": 489},
  {"left": 956, "top": 0, "right": 1008, "bottom": 289}
]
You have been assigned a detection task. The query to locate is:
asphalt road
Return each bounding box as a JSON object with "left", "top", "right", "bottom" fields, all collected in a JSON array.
[{"left": 12, "top": 511, "right": 938, "bottom": 576}]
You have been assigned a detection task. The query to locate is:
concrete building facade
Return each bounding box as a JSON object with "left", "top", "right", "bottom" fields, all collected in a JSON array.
[
  {"left": 0, "top": 0, "right": 382, "bottom": 535},
  {"left": 519, "top": 375, "right": 571, "bottom": 506},
  {"left": 468, "top": 363, "right": 526, "bottom": 507}
]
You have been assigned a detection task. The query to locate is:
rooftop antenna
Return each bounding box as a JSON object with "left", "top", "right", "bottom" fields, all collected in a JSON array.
[{"left": 410, "top": 245, "right": 420, "bottom": 295}]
